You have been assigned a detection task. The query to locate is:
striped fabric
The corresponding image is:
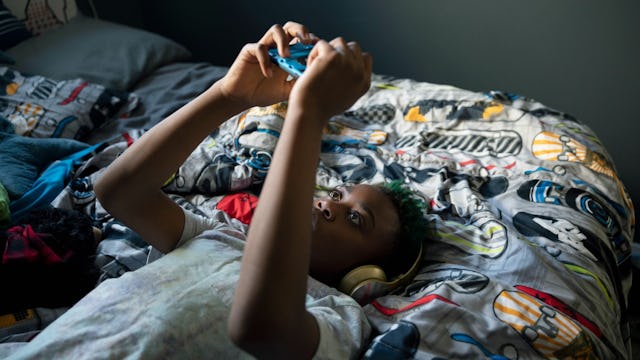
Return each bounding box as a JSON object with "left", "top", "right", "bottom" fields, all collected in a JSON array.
[{"left": 0, "top": 3, "right": 32, "bottom": 50}]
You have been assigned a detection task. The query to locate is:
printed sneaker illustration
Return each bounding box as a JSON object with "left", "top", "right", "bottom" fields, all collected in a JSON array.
[{"left": 493, "top": 290, "right": 597, "bottom": 359}]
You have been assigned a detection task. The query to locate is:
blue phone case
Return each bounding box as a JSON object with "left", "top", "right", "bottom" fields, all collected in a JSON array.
[{"left": 268, "top": 43, "right": 314, "bottom": 78}]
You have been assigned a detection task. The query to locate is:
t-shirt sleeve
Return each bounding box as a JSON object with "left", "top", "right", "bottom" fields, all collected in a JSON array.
[
  {"left": 147, "top": 208, "right": 218, "bottom": 263},
  {"left": 176, "top": 208, "right": 217, "bottom": 248},
  {"left": 307, "top": 294, "right": 371, "bottom": 360}
]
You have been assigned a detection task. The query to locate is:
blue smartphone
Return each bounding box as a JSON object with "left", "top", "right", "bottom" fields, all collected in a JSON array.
[{"left": 268, "top": 43, "right": 314, "bottom": 78}]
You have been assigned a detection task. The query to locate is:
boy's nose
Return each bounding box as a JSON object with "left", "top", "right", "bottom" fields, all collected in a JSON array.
[{"left": 315, "top": 199, "right": 336, "bottom": 221}]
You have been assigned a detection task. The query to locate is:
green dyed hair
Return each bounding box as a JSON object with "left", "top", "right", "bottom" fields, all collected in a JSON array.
[{"left": 378, "top": 180, "right": 429, "bottom": 276}]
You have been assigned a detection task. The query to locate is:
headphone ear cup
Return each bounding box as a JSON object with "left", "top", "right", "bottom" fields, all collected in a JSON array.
[
  {"left": 338, "top": 265, "right": 387, "bottom": 295},
  {"left": 337, "top": 241, "right": 424, "bottom": 305}
]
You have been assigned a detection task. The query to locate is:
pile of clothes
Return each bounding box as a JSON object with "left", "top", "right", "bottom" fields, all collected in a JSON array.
[{"left": 0, "top": 199, "right": 99, "bottom": 342}]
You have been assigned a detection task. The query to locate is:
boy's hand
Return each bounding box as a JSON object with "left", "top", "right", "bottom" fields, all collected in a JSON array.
[
  {"left": 288, "top": 37, "right": 373, "bottom": 124},
  {"left": 218, "top": 22, "right": 316, "bottom": 109}
]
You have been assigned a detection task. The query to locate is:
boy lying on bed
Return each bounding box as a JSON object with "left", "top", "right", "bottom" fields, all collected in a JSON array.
[{"left": 92, "top": 22, "right": 427, "bottom": 359}]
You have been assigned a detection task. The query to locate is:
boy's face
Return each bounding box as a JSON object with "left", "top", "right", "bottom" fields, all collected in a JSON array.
[{"left": 309, "top": 184, "right": 400, "bottom": 284}]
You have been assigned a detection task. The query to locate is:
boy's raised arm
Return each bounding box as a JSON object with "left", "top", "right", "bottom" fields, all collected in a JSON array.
[
  {"left": 228, "top": 38, "right": 372, "bottom": 358},
  {"left": 95, "top": 23, "right": 315, "bottom": 253},
  {"left": 94, "top": 86, "right": 246, "bottom": 252}
]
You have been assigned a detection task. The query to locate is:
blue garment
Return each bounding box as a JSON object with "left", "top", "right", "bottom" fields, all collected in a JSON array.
[
  {"left": 0, "top": 130, "right": 89, "bottom": 201},
  {"left": 9, "top": 142, "right": 104, "bottom": 221}
]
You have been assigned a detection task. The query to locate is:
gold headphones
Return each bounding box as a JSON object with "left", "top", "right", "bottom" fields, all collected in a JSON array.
[{"left": 337, "top": 241, "right": 423, "bottom": 305}]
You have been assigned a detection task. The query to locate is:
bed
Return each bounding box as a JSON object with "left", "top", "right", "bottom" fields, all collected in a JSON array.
[{"left": 0, "top": 2, "right": 636, "bottom": 359}]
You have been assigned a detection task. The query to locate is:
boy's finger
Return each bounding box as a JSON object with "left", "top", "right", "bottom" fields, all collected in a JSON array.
[
  {"left": 347, "top": 41, "right": 362, "bottom": 58},
  {"left": 362, "top": 52, "right": 373, "bottom": 91},
  {"left": 246, "top": 43, "right": 274, "bottom": 78},
  {"left": 362, "top": 52, "right": 373, "bottom": 76},
  {"left": 308, "top": 33, "right": 320, "bottom": 44},
  {"left": 283, "top": 21, "right": 312, "bottom": 44},
  {"left": 307, "top": 39, "right": 332, "bottom": 66},
  {"left": 260, "top": 24, "right": 290, "bottom": 57},
  {"left": 329, "top": 37, "right": 350, "bottom": 55}
]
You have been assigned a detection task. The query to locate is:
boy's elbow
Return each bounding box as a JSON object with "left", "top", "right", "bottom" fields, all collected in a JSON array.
[
  {"left": 94, "top": 175, "right": 112, "bottom": 208},
  {"left": 94, "top": 172, "right": 129, "bottom": 214},
  {"left": 227, "top": 314, "right": 263, "bottom": 354},
  {"left": 227, "top": 311, "right": 261, "bottom": 351},
  {"left": 227, "top": 311, "right": 283, "bottom": 357},
  {"left": 227, "top": 309, "right": 318, "bottom": 358}
]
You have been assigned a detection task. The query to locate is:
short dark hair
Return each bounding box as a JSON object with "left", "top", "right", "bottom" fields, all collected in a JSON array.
[{"left": 378, "top": 180, "right": 429, "bottom": 277}]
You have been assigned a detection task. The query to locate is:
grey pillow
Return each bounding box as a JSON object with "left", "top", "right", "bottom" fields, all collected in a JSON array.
[{"left": 5, "top": 15, "right": 192, "bottom": 91}]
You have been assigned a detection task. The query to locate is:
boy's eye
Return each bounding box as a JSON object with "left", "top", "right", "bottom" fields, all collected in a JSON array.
[
  {"left": 328, "top": 190, "right": 342, "bottom": 201},
  {"left": 348, "top": 211, "right": 362, "bottom": 226}
]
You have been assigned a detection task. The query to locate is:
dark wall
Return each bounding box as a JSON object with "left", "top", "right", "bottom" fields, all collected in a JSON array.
[{"left": 80, "top": 0, "right": 639, "bottom": 241}]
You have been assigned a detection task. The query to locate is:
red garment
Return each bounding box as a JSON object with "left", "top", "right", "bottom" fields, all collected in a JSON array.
[
  {"left": 215, "top": 193, "right": 259, "bottom": 225},
  {"left": 2, "top": 225, "right": 71, "bottom": 265}
]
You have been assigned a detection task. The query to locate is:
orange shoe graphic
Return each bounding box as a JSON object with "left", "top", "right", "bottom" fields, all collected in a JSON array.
[
  {"left": 494, "top": 290, "right": 597, "bottom": 359},
  {"left": 532, "top": 131, "right": 634, "bottom": 227}
]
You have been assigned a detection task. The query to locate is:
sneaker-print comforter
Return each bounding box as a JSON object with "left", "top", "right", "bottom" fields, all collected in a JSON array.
[
  {"left": 162, "top": 74, "right": 633, "bottom": 358},
  {"left": 20, "top": 72, "right": 633, "bottom": 359}
]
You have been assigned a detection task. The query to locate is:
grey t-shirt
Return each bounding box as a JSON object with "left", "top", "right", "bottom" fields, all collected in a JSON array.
[
  {"left": 4, "top": 208, "right": 370, "bottom": 359},
  {"left": 175, "top": 208, "right": 372, "bottom": 359}
]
